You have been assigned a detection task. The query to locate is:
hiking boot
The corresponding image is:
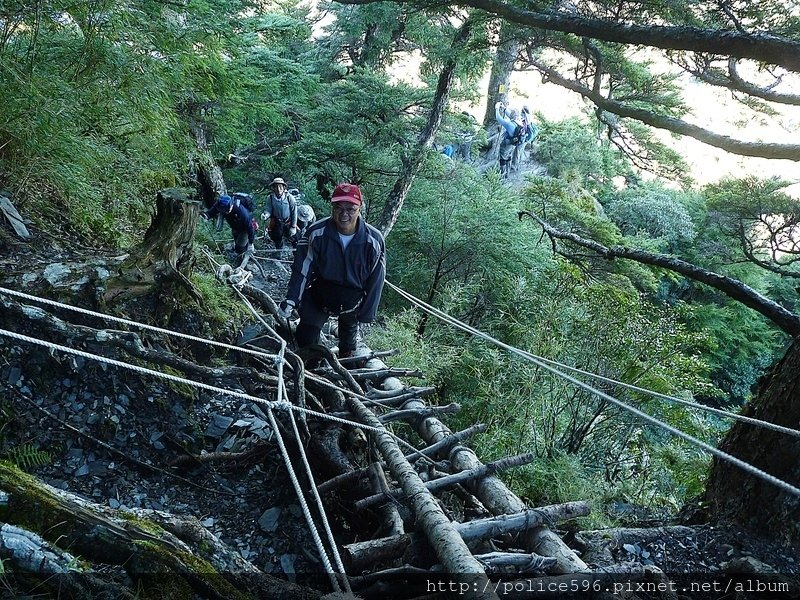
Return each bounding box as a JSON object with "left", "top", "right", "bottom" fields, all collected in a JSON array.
[{"left": 297, "top": 345, "right": 328, "bottom": 371}]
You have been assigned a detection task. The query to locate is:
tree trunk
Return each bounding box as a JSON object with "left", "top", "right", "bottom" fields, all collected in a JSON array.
[
  {"left": 0, "top": 462, "right": 316, "bottom": 600},
  {"left": 530, "top": 61, "right": 800, "bottom": 161},
  {"left": 704, "top": 338, "right": 800, "bottom": 544},
  {"left": 344, "top": 503, "right": 589, "bottom": 572},
  {"left": 519, "top": 211, "right": 800, "bottom": 336},
  {"left": 481, "top": 21, "right": 519, "bottom": 126},
  {"left": 186, "top": 112, "right": 228, "bottom": 207},
  {"left": 376, "top": 20, "right": 474, "bottom": 237}
]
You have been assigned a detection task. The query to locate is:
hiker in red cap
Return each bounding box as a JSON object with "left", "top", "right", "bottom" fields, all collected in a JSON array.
[{"left": 278, "top": 183, "right": 386, "bottom": 360}]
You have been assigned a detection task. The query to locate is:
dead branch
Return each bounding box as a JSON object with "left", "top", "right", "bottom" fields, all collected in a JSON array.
[
  {"left": 379, "top": 402, "right": 461, "bottom": 424},
  {"left": 355, "top": 453, "right": 536, "bottom": 511}
]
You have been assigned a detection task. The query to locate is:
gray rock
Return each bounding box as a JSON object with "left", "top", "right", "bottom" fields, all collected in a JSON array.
[
  {"left": 7, "top": 367, "right": 21, "bottom": 385},
  {"left": 74, "top": 464, "right": 90, "bottom": 477},
  {"left": 206, "top": 414, "right": 234, "bottom": 438},
  {"left": 280, "top": 554, "right": 296, "bottom": 582},
  {"left": 88, "top": 462, "right": 108, "bottom": 475},
  {"left": 258, "top": 507, "right": 281, "bottom": 533},
  {"left": 42, "top": 263, "right": 70, "bottom": 287}
]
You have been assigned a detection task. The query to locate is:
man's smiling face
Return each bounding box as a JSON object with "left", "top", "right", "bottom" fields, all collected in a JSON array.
[{"left": 332, "top": 202, "right": 359, "bottom": 235}]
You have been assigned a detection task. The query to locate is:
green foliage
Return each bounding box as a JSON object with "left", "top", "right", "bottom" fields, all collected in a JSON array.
[
  {"left": 619, "top": 120, "right": 692, "bottom": 185},
  {"left": 380, "top": 156, "right": 719, "bottom": 509},
  {"left": 679, "top": 301, "right": 781, "bottom": 403},
  {"left": 509, "top": 454, "right": 618, "bottom": 527},
  {"left": 3, "top": 444, "right": 53, "bottom": 471},
  {"left": 605, "top": 181, "right": 699, "bottom": 252},
  {"left": 533, "top": 117, "right": 629, "bottom": 194},
  {"left": 190, "top": 270, "right": 251, "bottom": 325},
  {"left": 703, "top": 176, "right": 800, "bottom": 277},
  {"left": 366, "top": 309, "right": 461, "bottom": 388}
]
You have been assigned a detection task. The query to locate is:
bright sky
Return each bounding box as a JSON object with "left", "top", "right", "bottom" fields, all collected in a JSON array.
[{"left": 498, "top": 65, "right": 800, "bottom": 197}]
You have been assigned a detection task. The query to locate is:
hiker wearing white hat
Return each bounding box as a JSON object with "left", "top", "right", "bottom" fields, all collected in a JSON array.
[{"left": 261, "top": 176, "right": 298, "bottom": 252}]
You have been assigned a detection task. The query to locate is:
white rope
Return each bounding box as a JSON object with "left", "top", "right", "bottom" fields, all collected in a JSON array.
[
  {"left": 0, "top": 281, "right": 425, "bottom": 444},
  {"left": 233, "top": 287, "right": 351, "bottom": 591},
  {"left": 387, "top": 281, "right": 800, "bottom": 498},
  {"left": 0, "top": 327, "right": 387, "bottom": 434},
  {"left": 280, "top": 364, "right": 353, "bottom": 593},
  {"left": 529, "top": 354, "right": 800, "bottom": 438},
  {"left": 0, "top": 285, "right": 280, "bottom": 362},
  {"left": 387, "top": 281, "right": 800, "bottom": 438},
  {"left": 265, "top": 403, "right": 340, "bottom": 591}
]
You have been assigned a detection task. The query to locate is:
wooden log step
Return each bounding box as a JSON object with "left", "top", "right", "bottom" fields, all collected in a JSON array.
[
  {"left": 331, "top": 368, "right": 423, "bottom": 382},
  {"left": 317, "top": 463, "right": 375, "bottom": 495},
  {"left": 344, "top": 502, "right": 590, "bottom": 571},
  {"left": 317, "top": 423, "right": 487, "bottom": 494},
  {"left": 343, "top": 393, "right": 495, "bottom": 593},
  {"left": 350, "top": 552, "right": 557, "bottom": 586},
  {"left": 402, "top": 396, "right": 588, "bottom": 574},
  {"left": 366, "top": 385, "right": 436, "bottom": 400},
  {"left": 355, "top": 453, "right": 535, "bottom": 511},
  {"left": 364, "top": 386, "right": 437, "bottom": 407},
  {"left": 475, "top": 552, "right": 557, "bottom": 574},
  {"left": 338, "top": 349, "right": 399, "bottom": 366}
]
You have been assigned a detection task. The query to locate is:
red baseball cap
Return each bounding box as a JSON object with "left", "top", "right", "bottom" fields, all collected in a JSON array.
[{"left": 331, "top": 183, "right": 362, "bottom": 206}]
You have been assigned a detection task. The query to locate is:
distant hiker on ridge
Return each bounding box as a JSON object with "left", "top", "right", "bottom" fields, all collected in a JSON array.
[{"left": 495, "top": 101, "right": 537, "bottom": 179}]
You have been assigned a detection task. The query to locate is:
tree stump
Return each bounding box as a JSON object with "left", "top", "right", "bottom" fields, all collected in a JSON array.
[{"left": 104, "top": 187, "right": 201, "bottom": 307}]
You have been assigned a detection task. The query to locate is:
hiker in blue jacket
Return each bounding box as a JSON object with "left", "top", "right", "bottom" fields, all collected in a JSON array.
[
  {"left": 202, "top": 194, "right": 256, "bottom": 261},
  {"left": 495, "top": 101, "right": 536, "bottom": 179},
  {"left": 278, "top": 183, "right": 386, "bottom": 360}
]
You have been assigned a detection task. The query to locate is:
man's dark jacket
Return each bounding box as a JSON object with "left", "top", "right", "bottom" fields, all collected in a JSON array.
[{"left": 287, "top": 216, "right": 385, "bottom": 322}]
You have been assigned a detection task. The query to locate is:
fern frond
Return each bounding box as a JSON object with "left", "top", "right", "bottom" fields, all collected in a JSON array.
[{"left": 4, "top": 444, "right": 52, "bottom": 471}]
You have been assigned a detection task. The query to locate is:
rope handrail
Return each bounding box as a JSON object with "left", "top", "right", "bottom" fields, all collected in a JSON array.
[
  {"left": 233, "top": 286, "right": 351, "bottom": 591},
  {"left": 386, "top": 281, "right": 800, "bottom": 499},
  {"left": 0, "top": 327, "right": 386, "bottom": 435},
  {"left": 0, "top": 285, "right": 280, "bottom": 362},
  {"left": 2, "top": 278, "right": 432, "bottom": 459},
  {"left": 6, "top": 279, "right": 793, "bottom": 437},
  {"left": 527, "top": 352, "right": 800, "bottom": 438},
  {"left": 386, "top": 281, "right": 800, "bottom": 437}
]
